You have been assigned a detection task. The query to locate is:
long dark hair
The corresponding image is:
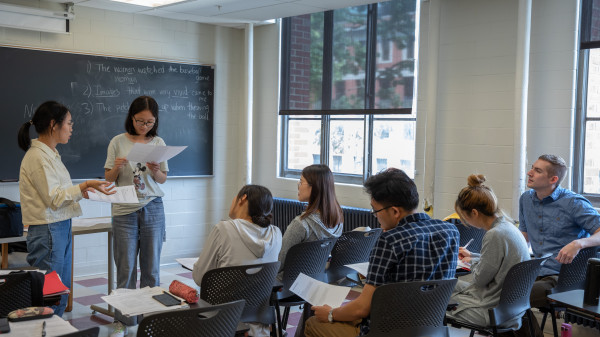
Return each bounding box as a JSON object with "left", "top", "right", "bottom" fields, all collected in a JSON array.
[
  {"left": 18, "top": 101, "right": 69, "bottom": 151},
  {"left": 125, "top": 96, "right": 159, "bottom": 137},
  {"left": 300, "top": 164, "right": 343, "bottom": 228},
  {"left": 237, "top": 185, "right": 274, "bottom": 228}
]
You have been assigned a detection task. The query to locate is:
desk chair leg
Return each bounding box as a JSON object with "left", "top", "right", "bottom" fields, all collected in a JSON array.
[
  {"left": 468, "top": 330, "right": 475, "bottom": 337},
  {"left": 282, "top": 306, "right": 291, "bottom": 328},
  {"left": 549, "top": 307, "right": 558, "bottom": 337},
  {"left": 526, "top": 309, "right": 536, "bottom": 337},
  {"left": 540, "top": 312, "right": 548, "bottom": 331},
  {"left": 271, "top": 294, "right": 284, "bottom": 337}
]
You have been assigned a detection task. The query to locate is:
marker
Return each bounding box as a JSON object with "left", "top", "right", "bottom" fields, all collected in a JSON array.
[{"left": 463, "top": 238, "right": 474, "bottom": 250}]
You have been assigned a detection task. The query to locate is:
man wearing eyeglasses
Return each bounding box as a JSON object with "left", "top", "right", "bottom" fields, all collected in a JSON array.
[{"left": 306, "top": 168, "right": 459, "bottom": 337}]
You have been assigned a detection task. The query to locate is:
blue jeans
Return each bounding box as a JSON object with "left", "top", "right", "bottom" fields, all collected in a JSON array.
[
  {"left": 112, "top": 198, "right": 165, "bottom": 290},
  {"left": 26, "top": 219, "right": 72, "bottom": 317}
]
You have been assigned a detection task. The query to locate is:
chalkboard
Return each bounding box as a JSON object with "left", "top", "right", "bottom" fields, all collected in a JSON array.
[{"left": 0, "top": 46, "right": 214, "bottom": 180}]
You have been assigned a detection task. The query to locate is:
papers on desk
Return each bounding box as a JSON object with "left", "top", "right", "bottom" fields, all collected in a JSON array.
[
  {"left": 71, "top": 217, "right": 112, "bottom": 228},
  {"left": 101, "top": 287, "right": 188, "bottom": 316},
  {"left": 290, "top": 273, "right": 350, "bottom": 308},
  {"left": 8, "top": 315, "right": 77, "bottom": 337},
  {"left": 176, "top": 257, "right": 197, "bottom": 271},
  {"left": 345, "top": 262, "right": 369, "bottom": 277},
  {"left": 87, "top": 185, "right": 138, "bottom": 204},
  {"left": 126, "top": 143, "right": 187, "bottom": 163}
]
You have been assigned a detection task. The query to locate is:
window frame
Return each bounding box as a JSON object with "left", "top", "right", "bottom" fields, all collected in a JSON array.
[{"left": 279, "top": 1, "right": 417, "bottom": 184}]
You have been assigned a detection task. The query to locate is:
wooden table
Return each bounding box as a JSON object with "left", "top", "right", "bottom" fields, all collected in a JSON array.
[
  {"left": 0, "top": 234, "right": 27, "bottom": 269},
  {"left": 68, "top": 217, "right": 113, "bottom": 315}
]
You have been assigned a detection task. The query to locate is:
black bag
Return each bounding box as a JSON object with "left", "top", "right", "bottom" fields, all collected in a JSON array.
[{"left": 0, "top": 198, "right": 23, "bottom": 238}]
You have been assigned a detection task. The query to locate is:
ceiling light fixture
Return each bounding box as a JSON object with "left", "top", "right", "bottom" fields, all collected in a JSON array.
[{"left": 109, "top": 0, "right": 190, "bottom": 8}]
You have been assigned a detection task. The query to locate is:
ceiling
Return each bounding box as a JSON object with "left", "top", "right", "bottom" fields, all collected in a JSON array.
[{"left": 46, "top": 0, "right": 385, "bottom": 28}]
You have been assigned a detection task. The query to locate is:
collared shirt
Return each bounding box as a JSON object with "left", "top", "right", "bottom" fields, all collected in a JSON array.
[
  {"left": 519, "top": 187, "right": 600, "bottom": 276},
  {"left": 360, "top": 213, "right": 459, "bottom": 335},
  {"left": 19, "top": 139, "right": 82, "bottom": 226}
]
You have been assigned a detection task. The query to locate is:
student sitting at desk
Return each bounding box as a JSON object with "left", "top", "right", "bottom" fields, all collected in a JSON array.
[
  {"left": 305, "top": 168, "right": 459, "bottom": 337},
  {"left": 18, "top": 101, "right": 115, "bottom": 316},
  {"left": 193, "top": 184, "right": 282, "bottom": 337},
  {"left": 447, "top": 174, "right": 530, "bottom": 331},
  {"left": 277, "top": 164, "right": 343, "bottom": 278}
]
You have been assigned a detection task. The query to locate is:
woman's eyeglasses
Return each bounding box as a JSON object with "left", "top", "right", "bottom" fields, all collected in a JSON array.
[{"left": 134, "top": 119, "right": 155, "bottom": 127}]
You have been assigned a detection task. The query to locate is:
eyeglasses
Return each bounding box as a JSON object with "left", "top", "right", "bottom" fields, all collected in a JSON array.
[
  {"left": 371, "top": 205, "right": 394, "bottom": 216},
  {"left": 134, "top": 119, "right": 155, "bottom": 127},
  {"left": 297, "top": 180, "right": 310, "bottom": 188}
]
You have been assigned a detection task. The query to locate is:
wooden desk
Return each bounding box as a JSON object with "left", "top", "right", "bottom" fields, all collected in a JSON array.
[
  {"left": 548, "top": 289, "right": 600, "bottom": 330},
  {"left": 68, "top": 217, "right": 113, "bottom": 315},
  {"left": 0, "top": 234, "right": 27, "bottom": 269}
]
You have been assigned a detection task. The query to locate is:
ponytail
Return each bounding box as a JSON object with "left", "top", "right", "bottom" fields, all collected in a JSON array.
[{"left": 17, "top": 120, "right": 33, "bottom": 151}]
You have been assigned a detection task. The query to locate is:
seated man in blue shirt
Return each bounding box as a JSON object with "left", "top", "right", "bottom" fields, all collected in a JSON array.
[
  {"left": 519, "top": 154, "right": 600, "bottom": 309},
  {"left": 305, "top": 168, "right": 459, "bottom": 337}
]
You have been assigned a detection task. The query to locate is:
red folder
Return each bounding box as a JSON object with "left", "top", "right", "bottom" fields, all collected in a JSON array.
[{"left": 43, "top": 271, "right": 70, "bottom": 296}]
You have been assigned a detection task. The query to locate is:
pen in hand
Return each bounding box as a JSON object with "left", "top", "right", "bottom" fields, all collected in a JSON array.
[
  {"left": 42, "top": 320, "right": 46, "bottom": 337},
  {"left": 462, "top": 238, "right": 474, "bottom": 250}
]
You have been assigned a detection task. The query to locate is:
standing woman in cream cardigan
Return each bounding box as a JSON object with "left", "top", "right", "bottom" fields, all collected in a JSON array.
[{"left": 18, "top": 101, "right": 114, "bottom": 316}]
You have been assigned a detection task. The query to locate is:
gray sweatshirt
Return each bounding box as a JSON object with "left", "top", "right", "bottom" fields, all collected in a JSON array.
[{"left": 277, "top": 212, "right": 343, "bottom": 274}]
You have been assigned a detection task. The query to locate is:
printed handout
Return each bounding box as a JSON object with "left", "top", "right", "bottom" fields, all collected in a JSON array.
[
  {"left": 290, "top": 273, "right": 350, "bottom": 308},
  {"left": 87, "top": 185, "right": 138, "bottom": 204},
  {"left": 344, "top": 262, "right": 369, "bottom": 277},
  {"left": 126, "top": 143, "right": 187, "bottom": 163},
  {"left": 176, "top": 257, "right": 197, "bottom": 271}
]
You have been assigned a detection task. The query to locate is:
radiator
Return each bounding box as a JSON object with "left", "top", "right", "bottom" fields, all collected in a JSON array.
[{"left": 272, "top": 197, "right": 379, "bottom": 234}]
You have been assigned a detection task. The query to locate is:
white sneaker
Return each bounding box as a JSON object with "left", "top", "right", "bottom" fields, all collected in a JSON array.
[{"left": 110, "top": 321, "right": 128, "bottom": 337}]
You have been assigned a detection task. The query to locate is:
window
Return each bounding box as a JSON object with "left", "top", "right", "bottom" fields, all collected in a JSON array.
[
  {"left": 279, "top": 0, "right": 418, "bottom": 184},
  {"left": 575, "top": 0, "right": 600, "bottom": 198}
]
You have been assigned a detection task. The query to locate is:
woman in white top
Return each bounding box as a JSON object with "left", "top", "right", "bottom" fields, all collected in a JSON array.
[
  {"left": 193, "top": 184, "right": 282, "bottom": 337},
  {"left": 104, "top": 96, "right": 168, "bottom": 291},
  {"left": 18, "top": 101, "right": 114, "bottom": 316}
]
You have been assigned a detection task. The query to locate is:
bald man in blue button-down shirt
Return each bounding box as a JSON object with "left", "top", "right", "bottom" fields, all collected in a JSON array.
[{"left": 519, "top": 154, "right": 600, "bottom": 311}]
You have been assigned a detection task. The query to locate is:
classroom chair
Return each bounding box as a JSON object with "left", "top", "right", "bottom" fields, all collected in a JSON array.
[
  {"left": 272, "top": 238, "right": 336, "bottom": 337},
  {"left": 57, "top": 326, "right": 100, "bottom": 337},
  {"left": 364, "top": 278, "right": 457, "bottom": 337},
  {"left": 200, "top": 262, "right": 280, "bottom": 334},
  {"left": 446, "top": 218, "right": 486, "bottom": 254},
  {"left": 446, "top": 258, "right": 548, "bottom": 337},
  {"left": 137, "top": 300, "right": 245, "bottom": 337},
  {"left": 326, "top": 229, "right": 382, "bottom": 285},
  {"left": 538, "top": 246, "right": 600, "bottom": 337},
  {"left": 0, "top": 270, "right": 44, "bottom": 317}
]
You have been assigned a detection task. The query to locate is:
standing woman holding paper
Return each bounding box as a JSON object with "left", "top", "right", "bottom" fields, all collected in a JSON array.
[
  {"left": 18, "top": 101, "right": 115, "bottom": 316},
  {"left": 104, "top": 96, "right": 168, "bottom": 319}
]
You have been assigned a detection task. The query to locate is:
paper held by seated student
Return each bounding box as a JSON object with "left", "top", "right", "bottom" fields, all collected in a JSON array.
[
  {"left": 126, "top": 143, "right": 187, "bottom": 163},
  {"left": 345, "top": 262, "right": 369, "bottom": 277},
  {"left": 457, "top": 258, "right": 471, "bottom": 271},
  {"left": 87, "top": 185, "right": 138, "bottom": 204},
  {"left": 290, "top": 273, "right": 350, "bottom": 308},
  {"left": 175, "top": 257, "right": 197, "bottom": 271}
]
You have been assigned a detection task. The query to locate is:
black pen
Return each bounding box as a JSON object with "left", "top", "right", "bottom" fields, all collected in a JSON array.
[{"left": 42, "top": 320, "right": 46, "bottom": 337}]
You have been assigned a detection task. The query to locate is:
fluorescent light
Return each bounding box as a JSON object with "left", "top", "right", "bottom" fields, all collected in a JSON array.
[{"left": 109, "top": 0, "right": 189, "bottom": 7}]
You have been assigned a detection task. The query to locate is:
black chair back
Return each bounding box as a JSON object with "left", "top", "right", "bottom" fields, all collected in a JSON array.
[
  {"left": 367, "top": 278, "right": 457, "bottom": 336},
  {"left": 57, "top": 326, "right": 100, "bottom": 337},
  {"left": 555, "top": 246, "right": 600, "bottom": 293},
  {"left": 200, "top": 261, "right": 279, "bottom": 324},
  {"left": 447, "top": 218, "right": 486, "bottom": 254},
  {"left": 137, "top": 300, "right": 245, "bottom": 337},
  {"left": 327, "top": 229, "right": 382, "bottom": 284},
  {"left": 387, "top": 326, "right": 451, "bottom": 337},
  {"left": 280, "top": 238, "right": 337, "bottom": 293},
  {"left": 0, "top": 271, "right": 44, "bottom": 317},
  {"left": 489, "top": 258, "right": 547, "bottom": 327}
]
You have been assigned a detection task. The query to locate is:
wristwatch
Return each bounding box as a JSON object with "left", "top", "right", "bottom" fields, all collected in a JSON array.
[{"left": 328, "top": 308, "right": 334, "bottom": 323}]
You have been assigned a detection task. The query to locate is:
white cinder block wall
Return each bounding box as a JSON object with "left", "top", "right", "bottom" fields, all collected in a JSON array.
[
  {"left": 253, "top": 0, "right": 582, "bottom": 220},
  {"left": 0, "top": 0, "right": 246, "bottom": 276}
]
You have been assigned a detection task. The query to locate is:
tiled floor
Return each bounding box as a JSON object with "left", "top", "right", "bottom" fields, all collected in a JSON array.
[{"left": 62, "top": 265, "right": 600, "bottom": 336}]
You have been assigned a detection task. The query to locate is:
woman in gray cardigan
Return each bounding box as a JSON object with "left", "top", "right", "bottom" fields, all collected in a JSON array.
[{"left": 447, "top": 174, "right": 530, "bottom": 330}]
